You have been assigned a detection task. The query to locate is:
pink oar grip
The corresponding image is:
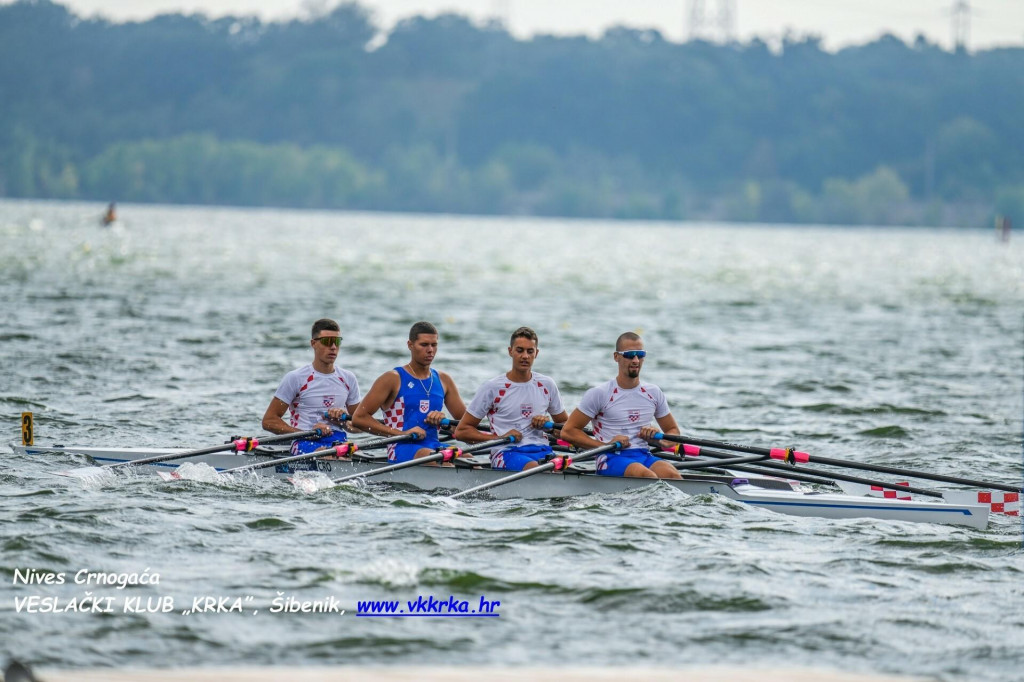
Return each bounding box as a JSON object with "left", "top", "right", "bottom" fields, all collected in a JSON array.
[
  {"left": 769, "top": 448, "right": 809, "bottom": 463},
  {"left": 551, "top": 456, "right": 572, "bottom": 471}
]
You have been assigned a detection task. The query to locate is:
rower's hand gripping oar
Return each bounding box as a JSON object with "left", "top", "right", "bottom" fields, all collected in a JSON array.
[
  {"left": 297, "top": 435, "right": 517, "bottom": 492},
  {"left": 57, "top": 428, "right": 327, "bottom": 479},
  {"left": 448, "top": 441, "right": 622, "bottom": 500}
]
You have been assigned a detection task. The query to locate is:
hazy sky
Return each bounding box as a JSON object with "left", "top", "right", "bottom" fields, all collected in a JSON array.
[{"left": 34, "top": 0, "right": 1024, "bottom": 50}]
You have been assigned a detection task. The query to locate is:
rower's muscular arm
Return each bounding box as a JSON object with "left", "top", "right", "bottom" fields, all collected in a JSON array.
[
  {"left": 559, "top": 409, "right": 606, "bottom": 450},
  {"left": 262, "top": 397, "right": 298, "bottom": 435},
  {"left": 454, "top": 412, "right": 500, "bottom": 444},
  {"left": 339, "top": 401, "right": 364, "bottom": 434},
  {"left": 548, "top": 410, "right": 569, "bottom": 427},
  {"left": 439, "top": 372, "right": 466, "bottom": 422},
  {"left": 644, "top": 413, "right": 680, "bottom": 450},
  {"left": 352, "top": 372, "right": 404, "bottom": 437}
]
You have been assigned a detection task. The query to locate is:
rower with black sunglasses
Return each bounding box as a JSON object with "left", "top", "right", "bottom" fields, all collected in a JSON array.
[
  {"left": 261, "top": 318, "right": 361, "bottom": 457},
  {"left": 559, "top": 332, "right": 683, "bottom": 479}
]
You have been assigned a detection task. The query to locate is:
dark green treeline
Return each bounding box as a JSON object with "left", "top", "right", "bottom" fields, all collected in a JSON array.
[{"left": 2, "top": 0, "right": 1023, "bottom": 225}]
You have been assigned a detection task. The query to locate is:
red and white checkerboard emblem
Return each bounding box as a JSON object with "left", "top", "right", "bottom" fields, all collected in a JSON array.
[
  {"left": 978, "top": 491, "right": 1020, "bottom": 516},
  {"left": 419, "top": 400, "right": 430, "bottom": 414},
  {"left": 870, "top": 482, "right": 912, "bottom": 500},
  {"left": 627, "top": 410, "right": 641, "bottom": 423},
  {"left": 322, "top": 397, "right": 335, "bottom": 408},
  {"left": 521, "top": 404, "right": 533, "bottom": 418}
]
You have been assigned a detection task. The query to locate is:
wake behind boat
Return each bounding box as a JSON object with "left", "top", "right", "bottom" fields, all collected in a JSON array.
[{"left": 16, "top": 439, "right": 1005, "bottom": 530}]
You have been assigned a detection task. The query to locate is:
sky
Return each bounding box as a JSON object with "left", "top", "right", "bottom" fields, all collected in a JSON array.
[{"left": 29, "top": 0, "right": 1024, "bottom": 51}]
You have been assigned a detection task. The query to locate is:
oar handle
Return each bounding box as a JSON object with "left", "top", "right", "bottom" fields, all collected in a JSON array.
[
  {"left": 221, "top": 442, "right": 357, "bottom": 474},
  {"left": 443, "top": 418, "right": 555, "bottom": 432},
  {"left": 448, "top": 441, "right": 621, "bottom": 500},
  {"left": 231, "top": 428, "right": 322, "bottom": 453},
  {"left": 106, "top": 428, "right": 322, "bottom": 469},
  {"left": 446, "top": 435, "right": 516, "bottom": 457},
  {"left": 220, "top": 433, "right": 421, "bottom": 477},
  {"left": 671, "top": 453, "right": 767, "bottom": 470},
  {"left": 356, "top": 432, "right": 420, "bottom": 449},
  {"left": 653, "top": 433, "right": 810, "bottom": 463}
]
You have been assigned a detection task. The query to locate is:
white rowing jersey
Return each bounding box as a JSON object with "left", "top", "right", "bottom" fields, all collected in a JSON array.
[
  {"left": 273, "top": 364, "right": 361, "bottom": 431},
  {"left": 465, "top": 373, "right": 565, "bottom": 450},
  {"left": 576, "top": 379, "right": 670, "bottom": 449}
]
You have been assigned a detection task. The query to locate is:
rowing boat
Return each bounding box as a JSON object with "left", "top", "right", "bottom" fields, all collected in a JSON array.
[{"left": 16, "top": 443, "right": 993, "bottom": 529}]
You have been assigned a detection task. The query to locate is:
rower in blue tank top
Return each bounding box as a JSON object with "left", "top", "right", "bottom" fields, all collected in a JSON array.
[{"left": 354, "top": 321, "right": 467, "bottom": 463}]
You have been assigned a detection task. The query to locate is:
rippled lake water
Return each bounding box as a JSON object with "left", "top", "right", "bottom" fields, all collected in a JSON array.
[{"left": 1, "top": 199, "right": 1022, "bottom": 680}]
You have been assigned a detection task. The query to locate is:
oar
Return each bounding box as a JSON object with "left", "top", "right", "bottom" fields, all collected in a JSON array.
[
  {"left": 654, "top": 442, "right": 947, "bottom": 498},
  {"left": 654, "top": 433, "right": 1022, "bottom": 495},
  {"left": 218, "top": 433, "right": 415, "bottom": 476},
  {"left": 449, "top": 441, "right": 622, "bottom": 500},
  {"left": 58, "top": 429, "right": 324, "bottom": 479},
  {"left": 304, "top": 436, "right": 516, "bottom": 491},
  {"left": 671, "top": 453, "right": 768, "bottom": 469}
]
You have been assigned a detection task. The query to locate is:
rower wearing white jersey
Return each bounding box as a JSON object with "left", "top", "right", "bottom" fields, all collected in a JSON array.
[
  {"left": 353, "top": 321, "right": 467, "bottom": 462},
  {"left": 559, "top": 332, "right": 682, "bottom": 479},
  {"left": 261, "top": 318, "right": 361, "bottom": 454},
  {"left": 455, "top": 327, "right": 569, "bottom": 471}
]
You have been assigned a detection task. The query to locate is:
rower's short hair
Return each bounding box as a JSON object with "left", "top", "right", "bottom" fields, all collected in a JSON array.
[
  {"left": 615, "top": 331, "right": 642, "bottom": 350},
  {"left": 409, "top": 321, "right": 438, "bottom": 341},
  {"left": 311, "top": 318, "right": 340, "bottom": 338},
  {"left": 509, "top": 326, "right": 539, "bottom": 346}
]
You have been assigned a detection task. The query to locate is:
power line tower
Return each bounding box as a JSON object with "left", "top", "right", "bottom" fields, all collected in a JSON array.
[
  {"left": 950, "top": 0, "right": 972, "bottom": 52},
  {"left": 687, "top": 0, "right": 737, "bottom": 42}
]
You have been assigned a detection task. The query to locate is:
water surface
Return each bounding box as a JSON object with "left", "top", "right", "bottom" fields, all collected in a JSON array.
[{"left": 1, "top": 200, "right": 1022, "bottom": 680}]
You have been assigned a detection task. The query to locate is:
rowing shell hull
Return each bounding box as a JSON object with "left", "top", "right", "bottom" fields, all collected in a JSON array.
[{"left": 17, "top": 445, "right": 990, "bottom": 529}]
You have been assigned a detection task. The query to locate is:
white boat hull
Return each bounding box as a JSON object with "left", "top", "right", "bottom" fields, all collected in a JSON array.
[{"left": 17, "top": 444, "right": 990, "bottom": 529}]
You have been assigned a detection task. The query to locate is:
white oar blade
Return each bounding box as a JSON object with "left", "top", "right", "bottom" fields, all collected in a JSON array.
[
  {"left": 942, "top": 490, "right": 1020, "bottom": 517},
  {"left": 289, "top": 473, "right": 333, "bottom": 494},
  {"left": 156, "top": 471, "right": 182, "bottom": 482},
  {"left": 55, "top": 466, "right": 115, "bottom": 480}
]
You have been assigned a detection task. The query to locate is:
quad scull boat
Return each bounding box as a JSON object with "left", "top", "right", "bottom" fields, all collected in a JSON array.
[{"left": 16, "top": 442, "right": 1004, "bottom": 530}]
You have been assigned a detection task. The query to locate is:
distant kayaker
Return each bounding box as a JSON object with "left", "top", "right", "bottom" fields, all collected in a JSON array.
[
  {"left": 560, "top": 331, "right": 683, "bottom": 479},
  {"left": 262, "top": 318, "right": 361, "bottom": 455},
  {"left": 101, "top": 202, "right": 117, "bottom": 226},
  {"left": 997, "top": 215, "right": 1011, "bottom": 243}
]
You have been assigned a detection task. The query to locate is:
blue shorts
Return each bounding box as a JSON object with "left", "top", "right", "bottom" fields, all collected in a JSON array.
[
  {"left": 491, "top": 444, "right": 553, "bottom": 471},
  {"left": 596, "top": 448, "right": 662, "bottom": 477},
  {"left": 389, "top": 439, "right": 442, "bottom": 463},
  {"left": 290, "top": 430, "right": 347, "bottom": 456}
]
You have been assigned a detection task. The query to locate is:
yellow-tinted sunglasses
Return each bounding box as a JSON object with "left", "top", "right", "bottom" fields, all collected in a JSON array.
[{"left": 313, "top": 336, "right": 343, "bottom": 348}]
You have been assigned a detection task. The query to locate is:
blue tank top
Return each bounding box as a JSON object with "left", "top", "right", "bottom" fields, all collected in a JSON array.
[{"left": 383, "top": 366, "right": 445, "bottom": 440}]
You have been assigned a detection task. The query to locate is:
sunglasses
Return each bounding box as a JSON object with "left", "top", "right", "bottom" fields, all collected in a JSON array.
[
  {"left": 616, "top": 350, "right": 647, "bottom": 359},
  {"left": 313, "top": 336, "right": 343, "bottom": 348}
]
